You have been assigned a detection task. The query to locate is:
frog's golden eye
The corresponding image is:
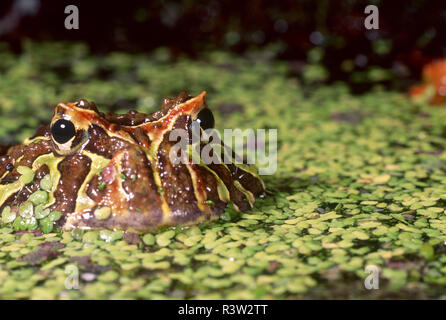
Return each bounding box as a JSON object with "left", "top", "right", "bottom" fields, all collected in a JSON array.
[
  {"left": 51, "top": 119, "right": 76, "bottom": 144},
  {"left": 195, "top": 108, "right": 215, "bottom": 130}
]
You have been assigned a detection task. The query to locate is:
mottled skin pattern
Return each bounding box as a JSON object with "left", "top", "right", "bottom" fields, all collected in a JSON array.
[{"left": 0, "top": 92, "right": 265, "bottom": 232}]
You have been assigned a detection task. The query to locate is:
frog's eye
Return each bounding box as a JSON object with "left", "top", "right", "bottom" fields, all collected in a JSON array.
[
  {"left": 196, "top": 108, "right": 215, "bottom": 130},
  {"left": 51, "top": 119, "right": 76, "bottom": 144}
]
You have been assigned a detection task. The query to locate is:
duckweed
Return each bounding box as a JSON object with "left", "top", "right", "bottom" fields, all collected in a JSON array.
[
  {"left": 34, "top": 205, "right": 50, "bottom": 219},
  {"left": 48, "top": 211, "right": 62, "bottom": 222},
  {"left": 18, "top": 202, "right": 33, "bottom": 219},
  {"left": 142, "top": 234, "right": 155, "bottom": 246},
  {"left": 39, "top": 175, "right": 53, "bottom": 192},
  {"left": 39, "top": 217, "right": 53, "bottom": 234},
  {"left": 1, "top": 207, "right": 15, "bottom": 224},
  {"left": 28, "top": 191, "right": 48, "bottom": 206},
  {"left": 94, "top": 207, "right": 111, "bottom": 220},
  {"left": 17, "top": 166, "right": 34, "bottom": 185}
]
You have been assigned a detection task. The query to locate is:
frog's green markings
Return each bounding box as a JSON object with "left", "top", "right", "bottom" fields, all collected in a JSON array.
[
  {"left": 143, "top": 148, "right": 171, "bottom": 220},
  {"left": 75, "top": 150, "right": 111, "bottom": 213},
  {"left": 23, "top": 136, "right": 50, "bottom": 145},
  {"left": 0, "top": 170, "right": 9, "bottom": 181},
  {"left": 32, "top": 152, "right": 64, "bottom": 209},
  {"left": 0, "top": 146, "right": 59, "bottom": 210},
  {"left": 233, "top": 163, "right": 266, "bottom": 191},
  {"left": 233, "top": 180, "right": 255, "bottom": 208},
  {"left": 0, "top": 180, "right": 23, "bottom": 208},
  {"left": 185, "top": 162, "right": 211, "bottom": 214},
  {"left": 199, "top": 164, "right": 231, "bottom": 204},
  {"left": 189, "top": 142, "right": 262, "bottom": 210}
]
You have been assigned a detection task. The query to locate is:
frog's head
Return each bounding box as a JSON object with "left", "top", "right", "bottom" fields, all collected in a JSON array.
[
  {"left": 49, "top": 91, "right": 214, "bottom": 156},
  {"left": 0, "top": 92, "right": 265, "bottom": 232}
]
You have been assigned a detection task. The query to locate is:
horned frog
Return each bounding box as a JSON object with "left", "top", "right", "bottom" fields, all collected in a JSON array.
[{"left": 0, "top": 92, "right": 265, "bottom": 232}]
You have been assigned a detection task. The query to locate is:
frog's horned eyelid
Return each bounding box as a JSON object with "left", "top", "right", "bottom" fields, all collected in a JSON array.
[
  {"left": 57, "top": 102, "right": 97, "bottom": 115},
  {"left": 55, "top": 92, "right": 208, "bottom": 132},
  {"left": 170, "top": 91, "right": 208, "bottom": 116},
  {"left": 55, "top": 103, "right": 69, "bottom": 115},
  {"left": 123, "top": 91, "right": 208, "bottom": 129},
  {"left": 50, "top": 113, "right": 72, "bottom": 127},
  {"left": 73, "top": 106, "right": 97, "bottom": 114},
  {"left": 196, "top": 91, "right": 207, "bottom": 106},
  {"left": 199, "top": 90, "right": 207, "bottom": 99}
]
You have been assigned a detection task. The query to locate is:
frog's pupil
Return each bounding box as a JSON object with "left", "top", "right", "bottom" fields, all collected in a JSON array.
[
  {"left": 51, "top": 119, "right": 76, "bottom": 144},
  {"left": 196, "top": 108, "right": 215, "bottom": 130}
]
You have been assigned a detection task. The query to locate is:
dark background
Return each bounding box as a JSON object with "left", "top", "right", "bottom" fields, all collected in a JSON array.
[{"left": 1, "top": 0, "right": 446, "bottom": 85}]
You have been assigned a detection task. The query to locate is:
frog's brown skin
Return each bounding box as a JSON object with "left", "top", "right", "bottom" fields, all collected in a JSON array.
[{"left": 0, "top": 91, "right": 265, "bottom": 232}]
